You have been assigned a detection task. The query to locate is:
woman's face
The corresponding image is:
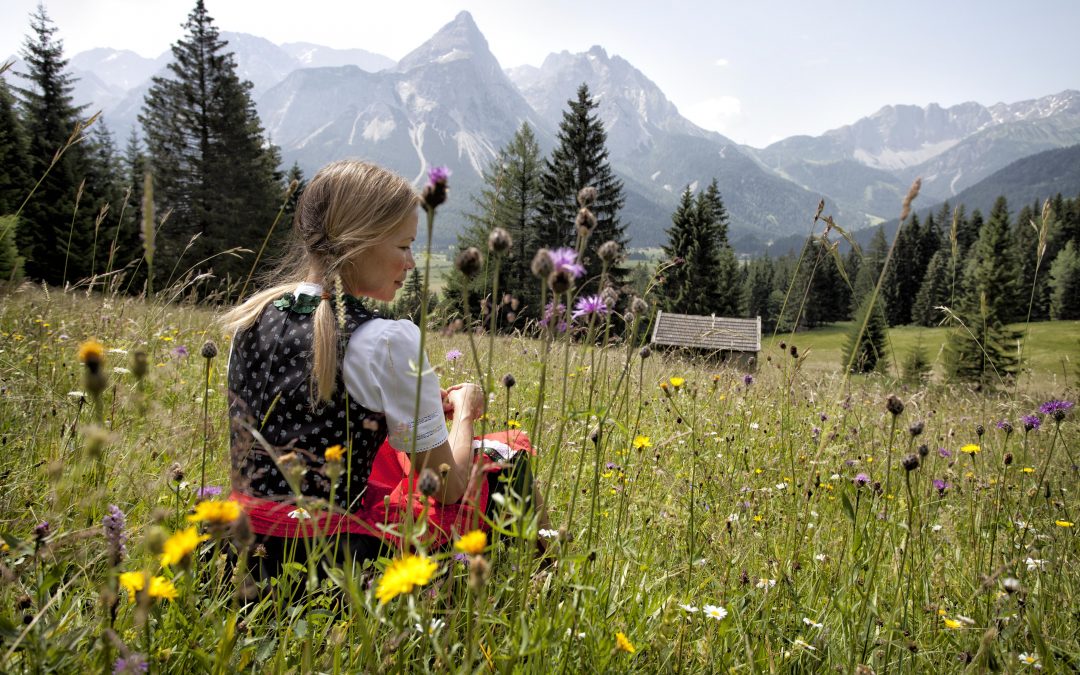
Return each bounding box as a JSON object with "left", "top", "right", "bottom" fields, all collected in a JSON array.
[{"left": 346, "top": 209, "right": 418, "bottom": 302}]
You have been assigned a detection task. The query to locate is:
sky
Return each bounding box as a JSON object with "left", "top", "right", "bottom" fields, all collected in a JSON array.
[{"left": 2, "top": 0, "right": 1079, "bottom": 148}]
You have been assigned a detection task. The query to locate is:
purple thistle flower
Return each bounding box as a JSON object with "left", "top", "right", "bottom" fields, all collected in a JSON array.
[
  {"left": 938, "top": 447, "right": 952, "bottom": 458},
  {"left": 743, "top": 374, "right": 754, "bottom": 386},
  {"left": 103, "top": 504, "right": 127, "bottom": 566},
  {"left": 572, "top": 294, "right": 608, "bottom": 321},
  {"left": 1022, "top": 414, "right": 1041, "bottom": 432},
  {"left": 33, "top": 521, "right": 50, "bottom": 541},
  {"left": 195, "top": 485, "right": 222, "bottom": 499},
  {"left": 932, "top": 479, "right": 949, "bottom": 495},
  {"left": 1039, "top": 400, "right": 1074, "bottom": 422},
  {"left": 548, "top": 247, "right": 586, "bottom": 279},
  {"left": 427, "top": 166, "right": 451, "bottom": 186},
  {"left": 853, "top": 473, "right": 870, "bottom": 488},
  {"left": 996, "top": 420, "right": 1013, "bottom": 433},
  {"left": 113, "top": 653, "right": 148, "bottom": 675},
  {"left": 171, "top": 345, "right": 189, "bottom": 358},
  {"left": 539, "top": 302, "right": 567, "bottom": 333},
  {"left": 445, "top": 349, "right": 463, "bottom": 362}
]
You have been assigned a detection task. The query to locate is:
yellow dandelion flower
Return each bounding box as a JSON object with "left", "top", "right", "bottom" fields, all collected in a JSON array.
[
  {"left": 119, "top": 571, "right": 145, "bottom": 601},
  {"left": 1055, "top": 520, "right": 1074, "bottom": 528},
  {"left": 632, "top": 435, "right": 652, "bottom": 450},
  {"left": 148, "top": 576, "right": 178, "bottom": 601},
  {"left": 669, "top": 376, "right": 685, "bottom": 388},
  {"left": 960, "top": 444, "right": 980, "bottom": 454},
  {"left": 160, "top": 527, "right": 209, "bottom": 567},
  {"left": 454, "top": 530, "right": 487, "bottom": 555},
  {"left": 615, "top": 631, "right": 636, "bottom": 654},
  {"left": 324, "top": 444, "right": 345, "bottom": 462},
  {"left": 188, "top": 499, "right": 242, "bottom": 524},
  {"left": 507, "top": 419, "right": 522, "bottom": 429},
  {"left": 1022, "top": 467, "right": 1035, "bottom": 473},
  {"left": 942, "top": 617, "right": 962, "bottom": 629},
  {"left": 375, "top": 554, "right": 438, "bottom": 604},
  {"left": 78, "top": 339, "right": 104, "bottom": 364}
]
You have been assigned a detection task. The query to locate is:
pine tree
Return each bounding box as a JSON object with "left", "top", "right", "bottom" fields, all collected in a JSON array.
[
  {"left": 449, "top": 122, "right": 544, "bottom": 324},
  {"left": 1048, "top": 240, "right": 1080, "bottom": 320},
  {"left": 881, "top": 214, "right": 922, "bottom": 326},
  {"left": 911, "top": 249, "right": 952, "bottom": 326},
  {"left": 843, "top": 292, "right": 890, "bottom": 373},
  {"left": 660, "top": 187, "right": 699, "bottom": 313},
  {"left": 945, "top": 197, "right": 1022, "bottom": 385},
  {"left": 0, "top": 215, "right": 25, "bottom": 281},
  {"left": 13, "top": 4, "right": 106, "bottom": 284},
  {"left": 0, "top": 76, "right": 30, "bottom": 215},
  {"left": 536, "top": 84, "right": 627, "bottom": 293},
  {"left": 139, "top": 0, "right": 283, "bottom": 296},
  {"left": 744, "top": 254, "right": 774, "bottom": 328}
]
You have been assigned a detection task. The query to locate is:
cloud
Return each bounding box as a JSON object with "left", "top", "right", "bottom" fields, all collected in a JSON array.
[
  {"left": 684, "top": 96, "right": 742, "bottom": 133},
  {"left": 714, "top": 58, "right": 730, "bottom": 67}
]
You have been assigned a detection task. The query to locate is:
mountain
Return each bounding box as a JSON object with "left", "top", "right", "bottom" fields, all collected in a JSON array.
[
  {"left": 280, "top": 42, "right": 394, "bottom": 72},
  {"left": 508, "top": 45, "right": 851, "bottom": 248},
  {"left": 767, "top": 142, "right": 1080, "bottom": 255},
  {"left": 751, "top": 92, "right": 1080, "bottom": 221}
]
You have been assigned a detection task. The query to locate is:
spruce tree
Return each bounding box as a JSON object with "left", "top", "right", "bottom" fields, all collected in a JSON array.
[
  {"left": 0, "top": 76, "right": 30, "bottom": 215},
  {"left": 911, "top": 249, "right": 952, "bottom": 326},
  {"left": 1048, "top": 240, "right": 1080, "bottom": 320},
  {"left": 945, "top": 197, "right": 1022, "bottom": 385},
  {"left": 843, "top": 292, "right": 890, "bottom": 373},
  {"left": 536, "top": 84, "right": 626, "bottom": 293},
  {"left": 659, "top": 186, "right": 699, "bottom": 313},
  {"left": 140, "top": 0, "right": 283, "bottom": 296},
  {"left": 744, "top": 254, "right": 774, "bottom": 328},
  {"left": 14, "top": 4, "right": 106, "bottom": 284},
  {"left": 881, "top": 214, "right": 922, "bottom": 326}
]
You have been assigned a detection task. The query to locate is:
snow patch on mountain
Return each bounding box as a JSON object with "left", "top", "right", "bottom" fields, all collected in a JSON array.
[{"left": 852, "top": 138, "right": 961, "bottom": 170}]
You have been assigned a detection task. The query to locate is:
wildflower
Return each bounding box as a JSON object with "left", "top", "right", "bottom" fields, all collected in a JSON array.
[
  {"left": 200, "top": 340, "right": 218, "bottom": 359},
  {"left": 113, "top": 653, "right": 149, "bottom": 674},
  {"left": 148, "top": 576, "right": 178, "bottom": 601},
  {"left": 1018, "top": 652, "right": 1040, "bottom": 668},
  {"left": 615, "top": 631, "right": 636, "bottom": 654},
  {"left": 531, "top": 248, "right": 554, "bottom": 278},
  {"left": 1022, "top": 467, "right": 1035, "bottom": 473},
  {"left": 853, "top": 473, "right": 870, "bottom": 488},
  {"left": 703, "top": 604, "right": 728, "bottom": 620},
  {"left": 195, "top": 485, "right": 222, "bottom": 499},
  {"left": 1022, "top": 415, "right": 1041, "bottom": 432},
  {"left": 756, "top": 578, "right": 776, "bottom": 589},
  {"left": 578, "top": 186, "right": 598, "bottom": 207},
  {"left": 918, "top": 443, "right": 929, "bottom": 458},
  {"left": 454, "top": 530, "right": 487, "bottom": 555},
  {"left": 455, "top": 247, "right": 483, "bottom": 278},
  {"left": 743, "top": 373, "right": 753, "bottom": 386},
  {"left": 418, "top": 468, "right": 440, "bottom": 497},
  {"left": 538, "top": 528, "right": 559, "bottom": 539},
  {"left": 572, "top": 294, "right": 608, "bottom": 321},
  {"left": 501, "top": 373, "right": 516, "bottom": 389},
  {"left": 422, "top": 166, "right": 450, "bottom": 209},
  {"left": 507, "top": 419, "right": 521, "bottom": 429},
  {"left": 118, "top": 572, "right": 176, "bottom": 603},
  {"left": 997, "top": 420, "right": 1013, "bottom": 434},
  {"left": 598, "top": 239, "right": 621, "bottom": 264},
  {"left": 78, "top": 339, "right": 105, "bottom": 368},
  {"left": 669, "top": 377, "right": 685, "bottom": 389},
  {"left": 1039, "top": 399, "right": 1074, "bottom": 422},
  {"left": 446, "top": 349, "right": 463, "bottom": 362},
  {"left": 793, "top": 638, "right": 816, "bottom": 651},
  {"left": 749, "top": 422, "right": 759, "bottom": 430},
  {"left": 324, "top": 444, "right": 345, "bottom": 463},
  {"left": 942, "top": 617, "right": 962, "bottom": 629},
  {"left": 376, "top": 554, "right": 438, "bottom": 604},
  {"left": 933, "top": 479, "right": 949, "bottom": 495},
  {"left": 1002, "top": 578, "right": 1022, "bottom": 594},
  {"left": 803, "top": 617, "right": 823, "bottom": 629},
  {"left": 548, "top": 247, "right": 586, "bottom": 278},
  {"left": 639, "top": 345, "right": 651, "bottom": 359},
  {"left": 488, "top": 227, "right": 511, "bottom": 254},
  {"left": 960, "top": 444, "right": 980, "bottom": 455},
  {"left": 932, "top": 524, "right": 942, "bottom": 532},
  {"left": 539, "top": 302, "right": 567, "bottom": 333},
  {"left": 679, "top": 603, "right": 699, "bottom": 613},
  {"left": 975, "top": 424, "right": 985, "bottom": 437},
  {"left": 414, "top": 618, "right": 446, "bottom": 635},
  {"left": 188, "top": 499, "right": 241, "bottom": 524},
  {"left": 908, "top": 421, "right": 924, "bottom": 436},
  {"left": 1026, "top": 558, "right": 1046, "bottom": 571},
  {"left": 103, "top": 504, "right": 127, "bottom": 567},
  {"left": 1055, "top": 520, "right": 1074, "bottom": 528},
  {"left": 939, "top": 447, "right": 952, "bottom": 458},
  {"left": 171, "top": 345, "right": 189, "bottom": 358},
  {"left": 160, "top": 527, "right": 209, "bottom": 567},
  {"left": 902, "top": 454, "right": 920, "bottom": 472},
  {"left": 814, "top": 553, "right": 826, "bottom": 562},
  {"left": 632, "top": 435, "right": 652, "bottom": 450}
]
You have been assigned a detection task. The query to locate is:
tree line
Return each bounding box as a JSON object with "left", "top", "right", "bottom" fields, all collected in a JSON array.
[{"left": 1, "top": 1, "right": 300, "bottom": 298}]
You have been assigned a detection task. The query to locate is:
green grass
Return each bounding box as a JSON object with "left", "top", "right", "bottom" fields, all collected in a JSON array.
[{"left": 0, "top": 286, "right": 1077, "bottom": 673}]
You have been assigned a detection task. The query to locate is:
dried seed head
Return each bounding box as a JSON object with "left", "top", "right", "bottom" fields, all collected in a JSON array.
[
  {"left": 575, "top": 207, "right": 597, "bottom": 233},
  {"left": 789, "top": 345, "right": 798, "bottom": 358},
  {"left": 900, "top": 178, "right": 921, "bottom": 222},
  {"left": 488, "top": 227, "right": 512, "bottom": 254},
  {"left": 975, "top": 424, "right": 985, "bottom": 437},
  {"left": 597, "top": 240, "right": 621, "bottom": 264},
  {"left": 531, "top": 248, "right": 554, "bottom": 278},
  {"left": 455, "top": 247, "right": 484, "bottom": 279},
  {"left": 886, "top": 395, "right": 905, "bottom": 417},
  {"left": 501, "top": 373, "right": 516, "bottom": 389},
  {"left": 548, "top": 268, "right": 573, "bottom": 294},
  {"left": 169, "top": 462, "right": 184, "bottom": 483},
  {"left": 577, "top": 186, "right": 598, "bottom": 207},
  {"left": 200, "top": 340, "right": 218, "bottom": 359},
  {"left": 630, "top": 296, "right": 648, "bottom": 315}
]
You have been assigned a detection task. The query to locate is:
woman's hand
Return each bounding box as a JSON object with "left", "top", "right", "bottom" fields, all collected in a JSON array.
[{"left": 447, "top": 383, "right": 485, "bottom": 421}]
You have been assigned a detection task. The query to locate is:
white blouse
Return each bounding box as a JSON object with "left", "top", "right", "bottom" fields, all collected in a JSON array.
[{"left": 296, "top": 282, "right": 449, "bottom": 454}]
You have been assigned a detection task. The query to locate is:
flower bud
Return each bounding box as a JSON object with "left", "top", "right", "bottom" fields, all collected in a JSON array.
[
  {"left": 886, "top": 395, "right": 905, "bottom": 417},
  {"left": 455, "top": 247, "right": 484, "bottom": 279},
  {"left": 577, "top": 186, "right": 597, "bottom": 207},
  {"left": 501, "top": 373, "right": 516, "bottom": 389},
  {"left": 531, "top": 248, "right": 553, "bottom": 278},
  {"left": 548, "top": 269, "right": 573, "bottom": 294},
  {"left": 418, "top": 468, "right": 440, "bottom": 497},
  {"left": 597, "top": 240, "right": 621, "bottom": 264},
  {"left": 488, "top": 227, "right": 512, "bottom": 254},
  {"left": 200, "top": 340, "right": 219, "bottom": 359},
  {"left": 575, "top": 208, "right": 597, "bottom": 233}
]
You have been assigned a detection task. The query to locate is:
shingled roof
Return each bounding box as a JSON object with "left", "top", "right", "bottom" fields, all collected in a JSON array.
[{"left": 651, "top": 311, "right": 761, "bottom": 352}]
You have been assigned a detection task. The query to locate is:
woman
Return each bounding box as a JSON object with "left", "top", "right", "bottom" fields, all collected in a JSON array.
[{"left": 221, "top": 160, "right": 507, "bottom": 576}]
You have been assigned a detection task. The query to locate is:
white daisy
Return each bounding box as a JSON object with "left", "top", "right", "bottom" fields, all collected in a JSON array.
[
  {"left": 287, "top": 508, "right": 311, "bottom": 520},
  {"left": 802, "top": 617, "right": 823, "bottom": 629},
  {"left": 814, "top": 553, "right": 826, "bottom": 563},
  {"left": 679, "top": 603, "right": 699, "bottom": 613},
  {"left": 793, "top": 638, "right": 816, "bottom": 651},
  {"left": 703, "top": 604, "right": 727, "bottom": 620},
  {"left": 1018, "top": 652, "right": 1040, "bottom": 667},
  {"left": 756, "top": 578, "right": 777, "bottom": 589}
]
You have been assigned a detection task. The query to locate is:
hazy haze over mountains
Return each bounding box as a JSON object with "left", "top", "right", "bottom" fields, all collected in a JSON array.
[{"left": 5, "top": 10, "right": 1079, "bottom": 251}]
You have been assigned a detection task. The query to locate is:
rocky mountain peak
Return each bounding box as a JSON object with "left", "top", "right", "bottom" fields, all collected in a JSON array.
[{"left": 396, "top": 11, "right": 496, "bottom": 73}]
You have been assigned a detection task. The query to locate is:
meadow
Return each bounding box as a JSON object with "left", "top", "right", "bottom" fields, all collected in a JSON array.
[{"left": 0, "top": 277, "right": 1077, "bottom": 673}]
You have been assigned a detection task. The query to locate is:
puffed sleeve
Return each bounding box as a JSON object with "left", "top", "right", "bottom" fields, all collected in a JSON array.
[{"left": 342, "top": 319, "right": 449, "bottom": 454}]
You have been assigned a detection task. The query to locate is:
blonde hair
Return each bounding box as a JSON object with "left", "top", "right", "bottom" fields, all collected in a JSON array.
[{"left": 221, "top": 160, "right": 420, "bottom": 402}]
